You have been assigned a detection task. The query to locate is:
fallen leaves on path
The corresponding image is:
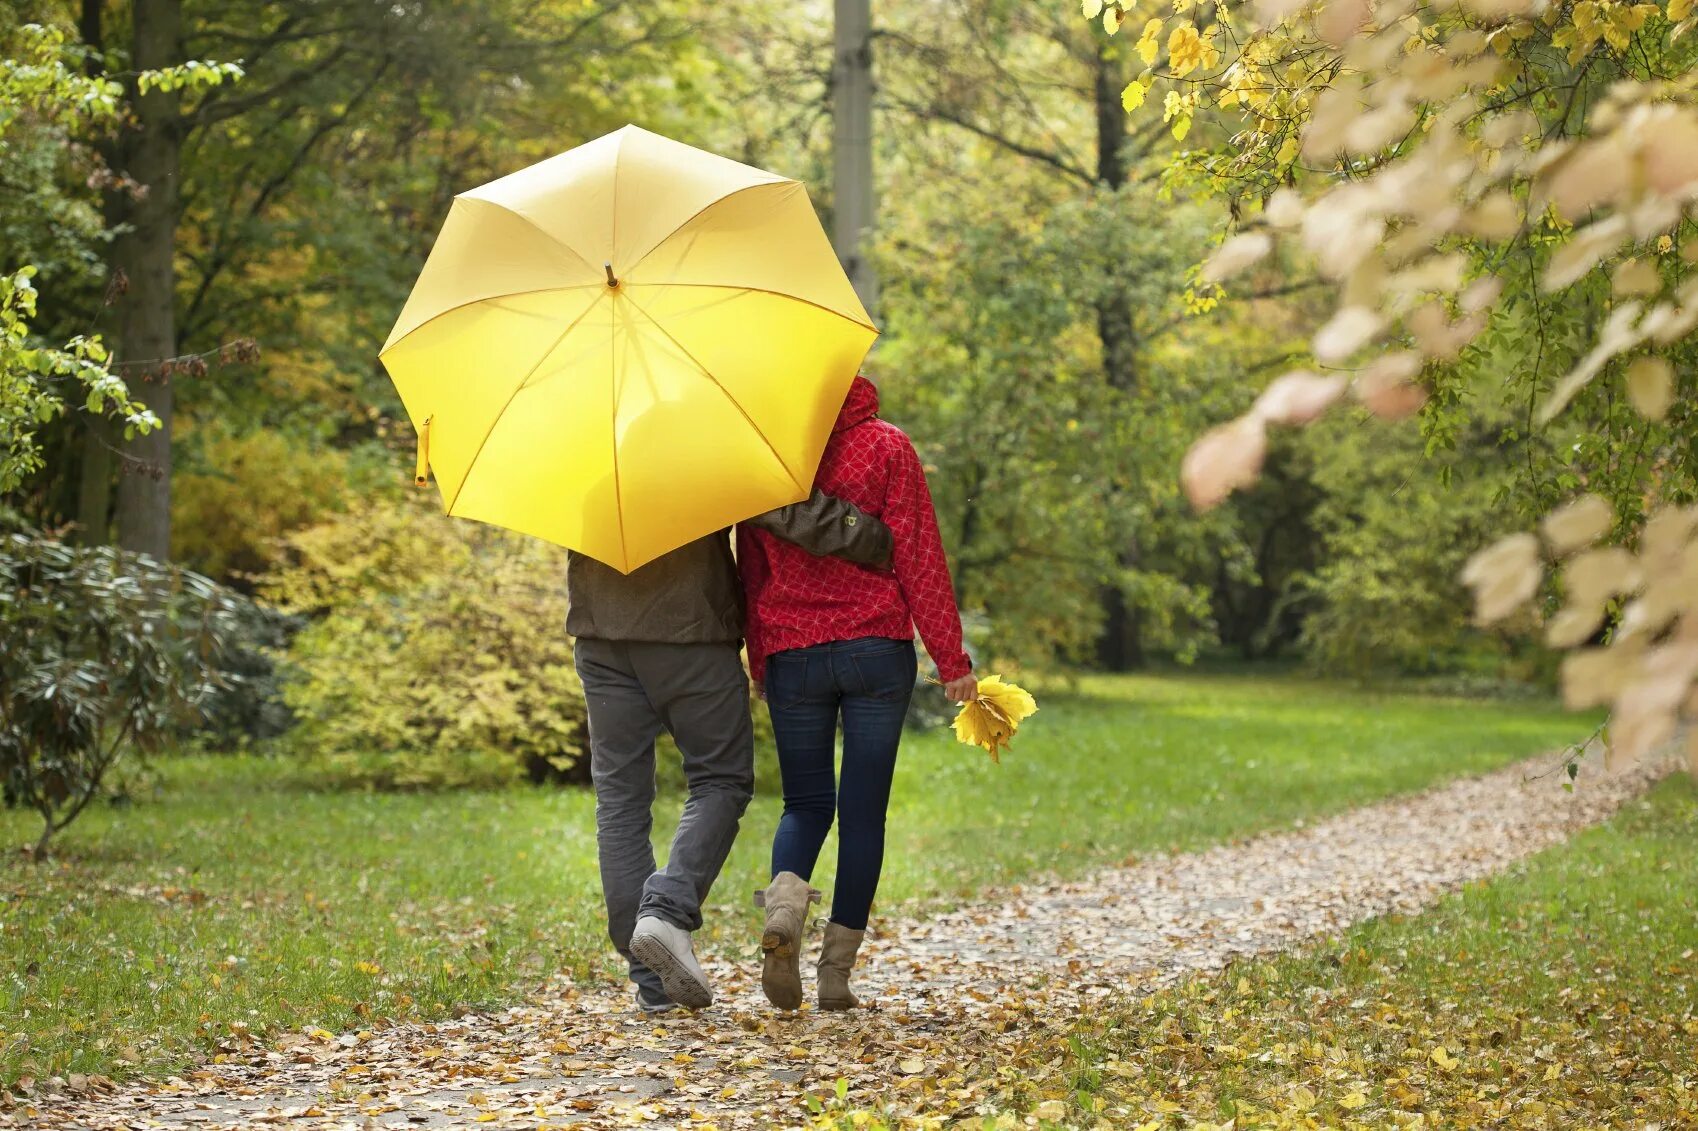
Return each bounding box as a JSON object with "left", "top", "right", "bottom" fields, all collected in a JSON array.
[{"left": 4, "top": 751, "right": 1670, "bottom": 1130}]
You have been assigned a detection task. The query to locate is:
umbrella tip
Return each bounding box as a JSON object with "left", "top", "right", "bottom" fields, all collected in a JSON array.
[{"left": 604, "top": 262, "right": 618, "bottom": 288}]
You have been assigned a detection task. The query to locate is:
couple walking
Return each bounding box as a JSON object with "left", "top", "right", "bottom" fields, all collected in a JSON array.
[{"left": 568, "top": 374, "right": 975, "bottom": 1013}]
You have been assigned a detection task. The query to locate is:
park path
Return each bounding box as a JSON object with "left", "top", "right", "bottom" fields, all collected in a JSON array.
[{"left": 6, "top": 750, "right": 1671, "bottom": 1131}]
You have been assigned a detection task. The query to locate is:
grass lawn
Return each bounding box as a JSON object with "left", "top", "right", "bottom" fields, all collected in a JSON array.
[
  {"left": 1053, "top": 774, "right": 1698, "bottom": 1129},
  {"left": 0, "top": 672, "right": 1589, "bottom": 1088}
]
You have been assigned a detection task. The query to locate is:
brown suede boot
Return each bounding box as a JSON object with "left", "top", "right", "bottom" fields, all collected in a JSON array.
[
  {"left": 754, "top": 872, "right": 819, "bottom": 1010},
  {"left": 816, "top": 922, "right": 866, "bottom": 1011}
]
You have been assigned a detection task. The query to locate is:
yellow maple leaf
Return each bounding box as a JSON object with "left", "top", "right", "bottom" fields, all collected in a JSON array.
[{"left": 951, "top": 675, "right": 1039, "bottom": 762}]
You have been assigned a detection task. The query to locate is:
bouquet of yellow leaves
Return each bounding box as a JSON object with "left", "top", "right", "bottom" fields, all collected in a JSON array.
[{"left": 950, "top": 674, "right": 1038, "bottom": 763}]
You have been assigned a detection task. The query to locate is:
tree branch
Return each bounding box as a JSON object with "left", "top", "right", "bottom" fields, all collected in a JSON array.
[
  {"left": 884, "top": 94, "right": 1095, "bottom": 185},
  {"left": 184, "top": 43, "right": 354, "bottom": 129}
]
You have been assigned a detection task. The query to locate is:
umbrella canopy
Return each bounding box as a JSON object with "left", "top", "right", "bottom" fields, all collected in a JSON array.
[{"left": 380, "top": 125, "right": 878, "bottom": 573}]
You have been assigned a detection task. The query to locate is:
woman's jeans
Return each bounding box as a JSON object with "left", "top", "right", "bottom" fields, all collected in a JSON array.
[{"left": 764, "top": 637, "right": 917, "bottom": 931}]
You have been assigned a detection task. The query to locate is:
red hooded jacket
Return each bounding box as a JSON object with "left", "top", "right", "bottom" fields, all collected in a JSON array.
[{"left": 738, "top": 376, "right": 972, "bottom": 684}]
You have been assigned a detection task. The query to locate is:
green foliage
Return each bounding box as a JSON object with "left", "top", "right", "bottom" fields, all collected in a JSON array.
[
  {"left": 263, "top": 499, "right": 586, "bottom": 789},
  {"left": 0, "top": 531, "right": 243, "bottom": 855},
  {"left": 0, "top": 18, "right": 238, "bottom": 499},
  {"left": 1295, "top": 410, "right": 1526, "bottom": 677},
  {"left": 187, "top": 596, "right": 300, "bottom": 751},
  {"left": 877, "top": 177, "right": 1252, "bottom": 667},
  {"left": 135, "top": 60, "right": 244, "bottom": 96},
  {"left": 0, "top": 267, "right": 151, "bottom": 491}
]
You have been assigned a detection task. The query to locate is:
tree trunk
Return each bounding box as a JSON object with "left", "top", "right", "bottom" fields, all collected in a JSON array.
[
  {"left": 111, "top": 0, "right": 184, "bottom": 562},
  {"left": 832, "top": 0, "right": 877, "bottom": 314},
  {"left": 75, "top": 415, "right": 113, "bottom": 545},
  {"left": 1090, "top": 35, "right": 1145, "bottom": 671},
  {"left": 1092, "top": 39, "right": 1136, "bottom": 391}
]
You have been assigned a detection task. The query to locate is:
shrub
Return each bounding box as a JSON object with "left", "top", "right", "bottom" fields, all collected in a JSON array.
[
  {"left": 263, "top": 498, "right": 587, "bottom": 789},
  {"left": 0, "top": 533, "right": 243, "bottom": 855},
  {"left": 186, "top": 597, "right": 300, "bottom": 751},
  {"left": 172, "top": 424, "right": 353, "bottom": 583}
]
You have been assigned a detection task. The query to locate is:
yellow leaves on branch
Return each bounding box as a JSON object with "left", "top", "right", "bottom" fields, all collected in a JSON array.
[
  {"left": 1163, "top": 90, "right": 1198, "bottom": 140},
  {"left": 1201, "top": 232, "right": 1273, "bottom": 282},
  {"left": 1180, "top": 370, "right": 1349, "bottom": 509},
  {"left": 1552, "top": 0, "right": 1661, "bottom": 63},
  {"left": 951, "top": 675, "right": 1038, "bottom": 763},
  {"left": 1088, "top": 0, "right": 1698, "bottom": 783},
  {"left": 1463, "top": 497, "right": 1698, "bottom": 771},
  {"left": 1181, "top": 416, "right": 1268, "bottom": 511},
  {"left": 1090, "top": 0, "right": 1129, "bottom": 34},
  {"left": 1460, "top": 533, "right": 1542, "bottom": 625},
  {"left": 1168, "top": 24, "right": 1221, "bottom": 75},
  {"left": 1136, "top": 18, "right": 1165, "bottom": 63},
  {"left": 1625, "top": 356, "right": 1675, "bottom": 420},
  {"left": 1121, "top": 77, "right": 1151, "bottom": 112},
  {"left": 1119, "top": 20, "right": 1220, "bottom": 125}
]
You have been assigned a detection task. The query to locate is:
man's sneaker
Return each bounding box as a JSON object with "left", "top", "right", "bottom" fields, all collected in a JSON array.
[
  {"left": 635, "top": 985, "right": 677, "bottom": 1015},
  {"left": 629, "top": 916, "right": 713, "bottom": 1010}
]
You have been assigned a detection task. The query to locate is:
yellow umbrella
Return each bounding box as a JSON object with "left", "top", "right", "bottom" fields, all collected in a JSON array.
[{"left": 379, "top": 125, "right": 878, "bottom": 573}]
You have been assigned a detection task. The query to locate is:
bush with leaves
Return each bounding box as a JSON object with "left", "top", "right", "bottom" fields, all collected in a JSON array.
[
  {"left": 172, "top": 423, "right": 357, "bottom": 583},
  {"left": 263, "top": 498, "right": 588, "bottom": 790},
  {"left": 0, "top": 532, "right": 244, "bottom": 855},
  {"left": 185, "top": 597, "right": 301, "bottom": 751}
]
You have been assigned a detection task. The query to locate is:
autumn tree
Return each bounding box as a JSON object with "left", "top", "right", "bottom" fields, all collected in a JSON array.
[{"left": 1086, "top": 0, "right": 1698, "bottom": 763}]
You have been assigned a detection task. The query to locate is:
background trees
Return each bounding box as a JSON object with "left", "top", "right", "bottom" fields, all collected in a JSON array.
[{"left": 2, "top": 0, "right": 1691, "bottom": 798}]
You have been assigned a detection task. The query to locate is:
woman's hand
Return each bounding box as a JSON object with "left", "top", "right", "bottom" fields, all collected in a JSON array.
[{"left": 942, "top": 674, "right": 978, "bottom": 704}]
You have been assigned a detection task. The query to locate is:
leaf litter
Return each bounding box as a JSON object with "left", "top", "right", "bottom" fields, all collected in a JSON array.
[{"left": 3, "top": 750, "right": 1671, "bottom": 1130}]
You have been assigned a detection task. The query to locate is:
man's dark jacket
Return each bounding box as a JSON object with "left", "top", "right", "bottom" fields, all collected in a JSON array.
[{"left": 566, "top": 489, "right": 892, "bottom": 644}]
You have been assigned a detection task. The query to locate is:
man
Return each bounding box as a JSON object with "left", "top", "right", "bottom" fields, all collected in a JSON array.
[{"left": 568, "top": 491, "right": 892, "bottom": 1012}]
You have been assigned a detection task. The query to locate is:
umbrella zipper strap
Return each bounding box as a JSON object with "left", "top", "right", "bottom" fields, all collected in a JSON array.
[{"left": 415, "top": 415, "right": 432, "bottom": 487}]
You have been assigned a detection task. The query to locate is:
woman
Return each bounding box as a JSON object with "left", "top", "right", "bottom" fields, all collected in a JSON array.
[{"left": 738, "top": 374, "right": 976, "bottom": 1011}]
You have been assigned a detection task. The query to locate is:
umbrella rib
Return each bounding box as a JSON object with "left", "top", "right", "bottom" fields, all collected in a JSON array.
[
  {"left": 623, "top": 281, "right": 877, "bottom": 333},
  {"left": 619, "top": 178, "right": 790, "bottom": 273},
  {"left": 619, "top": 290, "right": 805, "bottom": 496},
  {"left": 445, "top": 290, "right": 609, "bottom": 518},
  {"left": 610, "top": 130, "right": 624, "bottom": 278},
  {"left": 461, "top": 195, "right": 603, "bottom": 280},
  {"left": 382, "top": 284, "right": 603, "bottom": 358},
  {"left": 609, "top": 294, "right": 628, "bottom": 571}
]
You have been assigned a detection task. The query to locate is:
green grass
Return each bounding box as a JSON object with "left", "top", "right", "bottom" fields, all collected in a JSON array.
[
  {"left": 1063, "top": 775, "right": 1698, "bottom": 1128},
  {"left": 0, "top": 672, "right": 1589, "bottom": 1088}
]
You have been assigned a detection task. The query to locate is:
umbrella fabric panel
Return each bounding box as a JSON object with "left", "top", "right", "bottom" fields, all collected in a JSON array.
[
  {"left": 448, "top": 295, "right": 803, "bottom": 572},
  {"left": 381, "top": 197, "right": 601, "bottom": 354},
  {"left": 460, "top": 125, "right": 785, "bottom": 281},
  {"left": 458, "top": 129, "right": 622, "bottom": 271},
  {"left": 625, "top": 284, "right": 875, "bottom": 487},
  {"left": 628, "top": 180, "right": 872, "bottom": 330},
  {"left": 380, "top": 287, "right": 608, "bottom": 510}
]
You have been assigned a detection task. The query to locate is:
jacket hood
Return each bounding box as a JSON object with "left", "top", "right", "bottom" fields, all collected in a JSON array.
[{"left": 833, "top": 375, "right": 880, "bottom": 433}]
